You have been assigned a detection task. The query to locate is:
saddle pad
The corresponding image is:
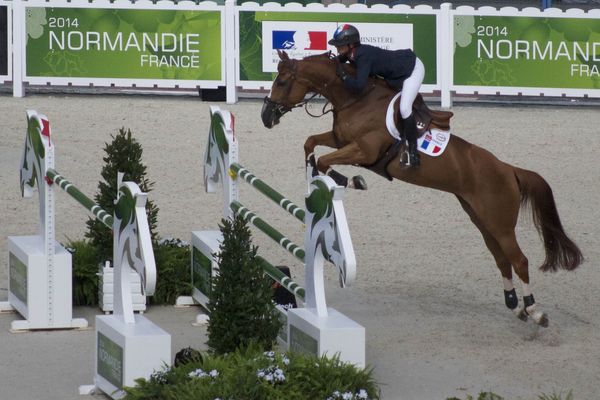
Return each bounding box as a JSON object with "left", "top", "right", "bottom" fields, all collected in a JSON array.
[{"left": 385, "top": 92, "right": 451, "bottom": 157}]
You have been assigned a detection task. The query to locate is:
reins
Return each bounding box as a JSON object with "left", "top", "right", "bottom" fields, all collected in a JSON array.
[{"left": 266, "top": 55, "right": 375, "bottom": 119}]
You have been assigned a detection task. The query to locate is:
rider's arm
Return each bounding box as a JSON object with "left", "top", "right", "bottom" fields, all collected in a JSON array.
[{"left": 342, "top": 53, "right": 371, "bottom": 92}]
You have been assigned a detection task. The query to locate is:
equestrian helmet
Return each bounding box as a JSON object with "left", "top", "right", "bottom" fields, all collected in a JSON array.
[{"left": 328, "top": 24, "right": 360, "bottom": 47}]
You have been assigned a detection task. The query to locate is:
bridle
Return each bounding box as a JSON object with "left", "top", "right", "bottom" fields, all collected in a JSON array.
[
  {"left": 264, "top": 54, "right": 338, "bottom": 119},
  {"left": 262, "top": 92, "right": 320, "bottom": 119},
  {"left": 264, "top": 53, "right": 374, "bottom": 119}
]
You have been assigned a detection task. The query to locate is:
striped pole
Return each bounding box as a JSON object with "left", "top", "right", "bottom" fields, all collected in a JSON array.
[
  {"left": 230, "top": 163, "right": 305, "bottom": 223},
  {"left": 258, "top": 256, "right": 305, "bottom": 301},
  {"left": 46, "top": 168, "right": 113, "bottom": 228},
  {"left": 231, "top": 200, "right": 305, "bottom": 262}
]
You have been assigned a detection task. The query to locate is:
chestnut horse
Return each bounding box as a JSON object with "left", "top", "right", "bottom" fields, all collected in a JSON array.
[{"left": 261, "top": 51, "right": 583, "bottom": 327}]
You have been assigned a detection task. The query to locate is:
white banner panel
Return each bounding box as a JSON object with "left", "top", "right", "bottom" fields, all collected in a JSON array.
[{"left": 261, "top": 21, "right": 413, "bottom": 73}]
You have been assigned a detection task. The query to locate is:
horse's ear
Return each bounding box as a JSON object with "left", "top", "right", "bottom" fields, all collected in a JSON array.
[{"left": 277, "top": 50, "right": 290, "bottom": 61}]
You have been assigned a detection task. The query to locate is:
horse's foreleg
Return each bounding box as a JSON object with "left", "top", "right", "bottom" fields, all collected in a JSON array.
[
  {"left": 304, "top": 131, "right": 338, "bottom": 178},
  {"left": 316, "top": 142, "right": 376, "bottom": 190}
]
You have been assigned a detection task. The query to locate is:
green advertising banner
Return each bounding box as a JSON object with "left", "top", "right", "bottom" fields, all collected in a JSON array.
[
  {"left": 454, "top": 15, "right": 600, "bottom": 89},
  {"left": 239, "top": 11, "right": 437, "bottom": 85},
  {"left": 289, "top": 324, "right": 318, "bottom": 356},
  {"left": 9, "top": 253, "right": 27, "bottom": 305},
  {"left": 192, "top": 247, "right": 211, "bottom": 297},
  {"left": 26, "top": 7, "right": 222, "bottom": 81},
  {"left": 97, "top": 332, "right": 123, "bottom": 389}
]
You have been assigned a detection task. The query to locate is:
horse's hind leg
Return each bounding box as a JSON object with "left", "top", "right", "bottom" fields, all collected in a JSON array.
[
  {"left": 458, "top": 195, "right": 548, "bottom": 326},
  {"left": 494, "top": 229, "right": 549, "bottom": 327},
  {"left": 456, "top": 196, "right": 525, "bottom": 320}
]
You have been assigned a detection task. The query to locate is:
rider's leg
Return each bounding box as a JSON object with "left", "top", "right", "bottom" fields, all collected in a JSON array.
[{"left": 399, "top": 57, "right": 425, "bottom": 167}]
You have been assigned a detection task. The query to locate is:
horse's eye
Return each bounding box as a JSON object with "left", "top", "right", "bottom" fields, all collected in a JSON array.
[{"left": 275, "top": 77, "right": 287, "bottom": 87}]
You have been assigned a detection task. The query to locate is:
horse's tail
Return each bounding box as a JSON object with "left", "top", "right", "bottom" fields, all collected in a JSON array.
[{"left": 514, "top": 167, "right": 583, "bottom": 272}]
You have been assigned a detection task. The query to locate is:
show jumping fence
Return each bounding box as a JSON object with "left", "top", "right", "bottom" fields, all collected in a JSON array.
[
  {"left": 0, "top": 110, "right": 150, "bottom": 331},
  {"left": 1, "top": 110, "right": 168, "bottom": 398},
  {"left": 189, "top": 105, "right": 364, "bottom": 366}
]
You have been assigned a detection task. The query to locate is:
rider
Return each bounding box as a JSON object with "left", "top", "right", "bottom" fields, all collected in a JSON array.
[{"left": 329, "top": 24, "right": 424, "bottom": 167}]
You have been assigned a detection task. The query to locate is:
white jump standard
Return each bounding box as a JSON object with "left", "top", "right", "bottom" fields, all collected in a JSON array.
[
  {"left": 0, "top": 111, "right": 89, "bottom": 331},
  {"left": 90, "top": 177, "right": 170, "bottom": 400}
]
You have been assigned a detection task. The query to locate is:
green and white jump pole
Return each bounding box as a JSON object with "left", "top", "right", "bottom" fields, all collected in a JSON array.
[{"left": 192, "top": 105, "right": 364, "bottom": 367}]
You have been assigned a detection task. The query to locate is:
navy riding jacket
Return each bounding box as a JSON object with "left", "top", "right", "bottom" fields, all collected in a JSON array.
[{"left": 340, "top": 44, "right": 417, "bottom": 92}]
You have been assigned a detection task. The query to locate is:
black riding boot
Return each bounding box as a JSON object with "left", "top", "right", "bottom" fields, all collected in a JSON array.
[{"left": 402, "top": 114, "right": 420, "bottom": 167}]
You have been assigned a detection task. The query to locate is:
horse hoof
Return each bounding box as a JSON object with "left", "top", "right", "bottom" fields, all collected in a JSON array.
[
  {"left": 514, "top": 306, "right": 528, "bottom": 322},
  {"left": 533, "top": 312, "right": 549, "bottom": 328},
  {"left": 351, "top": 175, "right": 367, "bottom": 190}
]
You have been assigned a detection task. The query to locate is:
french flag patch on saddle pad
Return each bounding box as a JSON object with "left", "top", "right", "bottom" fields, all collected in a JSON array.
[{"left": 418, "top": 130, "right": 450, "bottom": 157}]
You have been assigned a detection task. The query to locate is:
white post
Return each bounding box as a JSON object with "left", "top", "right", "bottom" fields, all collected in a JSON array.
[
  {"left": 222, "top": 124, "right": 238, "bottom": 220},
  {"left": 12, "top": 0, "right": 24, "bottom": 97},
  {"left": 439, "top": 3, "right": 453, "bottom": 109},
  {"left": 303, "top": 240, "right": 328, "bottom": 317},
  {"left": 113, "top": 175, "right": 135, "bottom": 324},
  {"left": 205, "top": 106, "right": 239, "bottom": 219},
  {"left": 225, "top": 0, "right": 238, "bottom": 104},
  {"left": 41, "top": 118, "right": 56, "bottom": 325}
]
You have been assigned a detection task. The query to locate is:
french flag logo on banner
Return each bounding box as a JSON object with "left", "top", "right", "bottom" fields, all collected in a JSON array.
[
  {"left": 304, "top": 31, "right": 327, "bottom": 50},
  {"left": 272, "top": 30, "right": 327, "bottom": 50},
  {"left": 272, "top": 31, "right": 296, "bottom": 49}
]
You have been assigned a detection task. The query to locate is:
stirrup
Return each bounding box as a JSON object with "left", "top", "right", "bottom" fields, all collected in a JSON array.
[
  {"left": 400, "top": 149, "right": 420, "bottom": 167},
  {"left": 400, "top": 150, "right": 410, "bottom": 166}
]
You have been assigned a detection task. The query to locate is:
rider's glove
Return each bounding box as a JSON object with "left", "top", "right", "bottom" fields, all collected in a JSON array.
[
  {"left": 337, "top": 54, "right": 349, "bottom": 64},
  {"left": 336, "top": 62, "right": 349, "bottom": 81}
]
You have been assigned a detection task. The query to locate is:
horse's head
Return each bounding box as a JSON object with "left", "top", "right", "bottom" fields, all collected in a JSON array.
[
  {"left": 261, "top": 50, "right": 335, "bottom": 128},
  {"left": 262, "top": 50, "right": 306, "bottom": 128}
]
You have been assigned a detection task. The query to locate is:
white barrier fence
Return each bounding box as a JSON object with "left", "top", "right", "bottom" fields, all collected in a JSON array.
[{"left": 2, "top": 1, "right": 600, "bottom": 105}]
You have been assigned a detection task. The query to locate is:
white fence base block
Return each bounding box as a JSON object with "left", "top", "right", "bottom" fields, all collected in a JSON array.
[
  {"left": 7, "top": 235, "right": 89, "bottom": 331},
  {"left": 193, "top": 314, "right": 210, "bottom": 326},
  {"left": 288, "top": 307, "right": 365, "bottom": 368},
  {"left": 0, "top": 301, "right": 15, "bottom": 313},
  {"left": 175, "top": 295, "right": 196, "bottom": 307},
  {"left": 95, "top": 314, "right": 171, "bottom": 400},
  {"left": 78, "top": 384, "right": 96, "bottom": 396}
]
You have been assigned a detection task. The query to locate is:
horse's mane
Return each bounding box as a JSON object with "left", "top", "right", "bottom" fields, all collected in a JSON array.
[
  {"left": 300, "top": 53, "right": 394, "bottom": 93},
  {"left": 302, "top": 52, "right": 334, "bottom": 62}
]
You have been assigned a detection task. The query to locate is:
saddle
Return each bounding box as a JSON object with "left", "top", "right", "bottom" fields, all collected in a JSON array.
[
  {"left": 397, "top": 93, "right": 453, "bottom": 138},
  {"left": 363, "top": 94, "right": 453, "bottom": 180}
]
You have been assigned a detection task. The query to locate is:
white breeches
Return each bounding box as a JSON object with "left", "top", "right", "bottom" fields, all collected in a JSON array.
[{"left": 399, "top": 57, "right": 425, "bottom": 119}]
